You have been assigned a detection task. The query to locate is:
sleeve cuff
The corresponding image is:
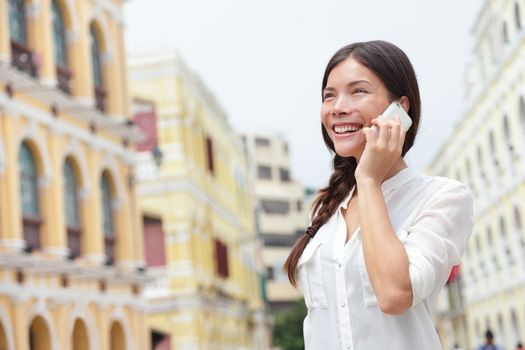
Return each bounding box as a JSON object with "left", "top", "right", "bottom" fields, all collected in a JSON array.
[{"left": 408, "top": 253, "right": 436, "bottom": 308}]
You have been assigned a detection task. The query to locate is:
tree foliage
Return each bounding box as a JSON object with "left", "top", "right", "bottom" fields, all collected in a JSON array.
[{"left": 272, "top": 299, "right": 307, "bottom": 350}]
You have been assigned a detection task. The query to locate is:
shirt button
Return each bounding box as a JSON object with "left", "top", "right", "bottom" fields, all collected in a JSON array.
[
  {"left": 338, "top": 263, "right": 342, "bottom": 268},
  {"left": 341, "top": 302, "right": 346, "bottom": 308},
  {"left": 346, "top": 345, "right": 351, "bottom": 350}
]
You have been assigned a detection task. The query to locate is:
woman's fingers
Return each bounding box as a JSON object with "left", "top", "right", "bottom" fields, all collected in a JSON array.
[
  {"left": 370, "top": 116, "right": 404, "bottom": 152},
  {"left": 389, "top": 118, "right": 401, "bottom": 149}
]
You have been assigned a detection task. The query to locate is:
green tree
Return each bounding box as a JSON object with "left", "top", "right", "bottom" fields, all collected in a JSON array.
[{"left": 272, "top": 299, "right": 307, "bottom": 350}]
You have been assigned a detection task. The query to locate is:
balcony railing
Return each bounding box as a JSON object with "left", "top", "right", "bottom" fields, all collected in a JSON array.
[
  {"left": 67, "top": 226, "right": 81, "bottom": 259},
  {"left": 23, "top": 215, "right": 42, "bottom": 252},
  {"left": 56, "top": 65, "right": 72, "bottom": 95},
  {"left": 11, "top": 41, "right": 38, "bottom": 78},
  {"left": 104, "top": 235, "right": 115, "bottom": 265},
  {"left": 94, "top": 86, "right": 106, "bottom": 112}
]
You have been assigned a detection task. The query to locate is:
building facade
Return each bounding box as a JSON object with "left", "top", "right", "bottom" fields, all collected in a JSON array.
[
  {"left": 242, "top": 134, "right": 309, "bottom": 314},
  {"left": 0, "top": 0, "right": 149, "bottom": 349},
  {"left": 128, "top": 52, "right": 268, "bottom": 350},
  {"left": 429, "top": 0, "right": 525, "bottom": 348}
]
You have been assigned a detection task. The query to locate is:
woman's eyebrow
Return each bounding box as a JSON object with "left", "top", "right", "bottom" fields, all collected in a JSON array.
[{"left": 324, "top": 79, "right": 374, "bottom": 91}]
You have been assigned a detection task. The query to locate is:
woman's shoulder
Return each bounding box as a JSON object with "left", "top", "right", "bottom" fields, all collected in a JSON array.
[
  {"left": 416, "top": 174, "right": 474, "bottom": 206},
  {"left": 420, "top": 174, "right": 472, "bottom": 192}
]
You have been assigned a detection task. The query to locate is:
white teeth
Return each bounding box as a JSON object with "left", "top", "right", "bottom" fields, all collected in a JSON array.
[{"left": 334, "top": 125, "right": 362, "bottom": 134}]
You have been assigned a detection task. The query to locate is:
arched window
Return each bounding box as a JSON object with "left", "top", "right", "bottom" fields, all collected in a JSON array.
[
  {"left": 489, "top": 130, "right": 500, "bottom": 170},
  {"left": 503, "top": 115, "right": 514, "bottom": 165},
  {"left": 64, "top": 159, "right": 81, "bottom": 258},
  {"left": 90, "top": 24, "right": 105, "bottom": 111},
  {"left": 8, "top": 0, "right": 37, "bottom": 77},
  {"left": 29, "top": 316, "right": 51, "bottom": 350},
  {"left": 489, "top": 130, "right": 496, "bottom": 153},
  {"left": 110, "top": 322, "right": 125, "bottom": 350},
  {"left": 513, "top": 205, "right": 525, "bottom": 264},
  {"left": 516, "top": 2, "right": 522, "bottom": 30},
  {"left": 497, "top": 313, "right": 505, "bottom": 343},
  {"left": 503, "top": 115, "right": 511, "bottom": 141},
  {"left": 101, "top": 172, "right": 114, "bottom": 264},
  {"left": 500, "top": 216, "right": 513, "bottom": 265},
  {"left": 8, "top": 0, "right": 26, "bottom": 45},
  {"left": 519, "top": 96, "right": 525, "bottom": 135},
  {"left": 19, "top": 142, "right": 41, "bottom": 251},
  {"left": 72, "top": 319, "right": 89, "bottom": 350},
  {"left": 465, "top": 157, "right": 472, "bottom": 185},
  {"left": 52, "top": 0, "right": 71, "bottom": 94}
]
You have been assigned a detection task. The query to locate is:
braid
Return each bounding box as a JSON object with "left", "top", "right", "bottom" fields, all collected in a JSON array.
[{"left": 284, "top": 155, "right": 357, "bottom": 286}]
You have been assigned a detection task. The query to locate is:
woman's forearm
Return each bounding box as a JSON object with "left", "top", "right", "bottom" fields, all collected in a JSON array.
[{"left": 357, "top": 178, "right": 413, "bottom": 314}]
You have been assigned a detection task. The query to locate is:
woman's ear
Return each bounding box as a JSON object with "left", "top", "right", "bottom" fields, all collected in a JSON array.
[{"left": 399, "top": 96, "right": 410, "bottom": 113}]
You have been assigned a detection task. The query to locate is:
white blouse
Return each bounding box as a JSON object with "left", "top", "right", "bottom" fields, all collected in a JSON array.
[{"left": 298, "top": 167, "right": 474, "bottom": 350}]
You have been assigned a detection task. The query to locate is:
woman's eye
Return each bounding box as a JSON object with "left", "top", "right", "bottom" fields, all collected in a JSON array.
[
  {"left": 323, "top": 93, "right": 335, "bottom": 100},
  {"left": 353, "top": 88, "right": 368, "bottom": 94}
]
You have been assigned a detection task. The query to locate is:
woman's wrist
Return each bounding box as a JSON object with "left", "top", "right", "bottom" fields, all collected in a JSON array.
[{"left": 355, "top": 175, "right": 382, "bottom": 189}]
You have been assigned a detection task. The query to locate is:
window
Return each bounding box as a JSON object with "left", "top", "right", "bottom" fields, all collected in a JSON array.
[
  {"left": 503, "top": 22, "right": 509, "bottom": 44},
  {"left": 266, "top": 266, "right": 274, "bottom": 280},
  {"left": 514, "top": 206, "right": 522, "bottom": 230},
  {"left": 477, "top": 145, "right": 487, "bottom": 181},
  {"left": 500, "top": 216, "right": 513, "bottom": 265},
  {"left": 257, "top": 165, "right": 271, "bottom": 180},
  {"left": 143, "top": 216, "right": 165, "bottom": 267},
  {"left": 206, "top": 136, "right": 215, "bottom": 174},
  {"left": 489, "top": 130, "right": 496, "bottom": 153},
  {"left": 52, "top": 0, "right": 71, "bottom": 94},
  {"left": 101, "top": 172, "right": 115, "bottom": 264},
  {"left": 497, "top": 313, "right": 505, "bottom": 342},
  {"left": 516, "top": 2, "right": 522, "bottom": 30},
  {"left": 279, "top": 168, "right": 290, "bottom": 182},
  {"left": 503, "top": 115, "right": 512, "bottom": 146},
  {"left": 90, "top": 23, "right": 105, "bottom": 111},
  {"left": 260, "top": 200, "right": 289, "bottom": 215},
  {"left": 151, "top": 331, "right": 171, "bottom": 350},
  {"left": 255, "top": 137, "right": 270, "bottom": 147},
  {"left": 214, "top": 239, "right": 229, "bottom": 278},
  {"left": 64, "top": 159, "right": 81, "bottom": 258},
  {"left": 9, "top": 0, "right": 38, "bottom": 77},
  {"left": 297, "top": 200, "right": 302, "bottom": 211},
  {"left": 19, "top": 142, "right": 41, "bottom": 251},
  {"left": 518, "top": 96, "right": 525, "bottom": 134},
  {"left": 9, "top": 0, "right": 26, "bottom": 44}
]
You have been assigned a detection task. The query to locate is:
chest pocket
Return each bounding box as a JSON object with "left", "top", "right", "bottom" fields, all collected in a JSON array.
[{"left": 298, "top": 241, "right": 328, "bottom": 309}]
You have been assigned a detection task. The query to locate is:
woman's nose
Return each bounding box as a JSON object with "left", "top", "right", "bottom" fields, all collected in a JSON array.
[{"left": 332, "top": 96, "right": 351, "bottom": 115}]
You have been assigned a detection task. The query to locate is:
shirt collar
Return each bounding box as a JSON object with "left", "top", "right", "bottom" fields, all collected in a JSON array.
[{"left": 338, "top": 166, "right": 419, "bottom": 210}]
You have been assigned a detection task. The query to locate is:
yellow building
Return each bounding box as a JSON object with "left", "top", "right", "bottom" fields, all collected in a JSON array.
[
  {"left": 0, "top": 0, "right": 149, "bottom": 349},
  {"left": 128, "top": 52, "right": 269, "bottom": 349},
  {"left": 429, "top": 0, "right": 525, "bottom": 348}
]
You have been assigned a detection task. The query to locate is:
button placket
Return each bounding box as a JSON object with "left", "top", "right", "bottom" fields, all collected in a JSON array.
[
  {"left": 335, "top": 257, "right": 353, "bottom": 350},
  {"left": 334, "top": 208, "right": 354, "bottom": 350}
]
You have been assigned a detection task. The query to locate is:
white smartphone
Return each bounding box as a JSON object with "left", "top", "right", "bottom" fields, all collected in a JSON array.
[{"left": 378, "top": 101, "right": 412, "bottom": 132}]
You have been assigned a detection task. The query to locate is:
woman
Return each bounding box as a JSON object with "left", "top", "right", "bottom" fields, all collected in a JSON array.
[{"left": 284, "top": 40, "right": 474, "bottom": 349}]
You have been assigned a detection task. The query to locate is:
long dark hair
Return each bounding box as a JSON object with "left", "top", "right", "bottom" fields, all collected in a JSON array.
[{"left": 284, "top": 40, "right": 421, "bottom": 286}]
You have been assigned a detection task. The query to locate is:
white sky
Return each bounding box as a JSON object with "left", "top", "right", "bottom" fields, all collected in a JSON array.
[{"left": 124, "top": 0, "right": 484, "bottom": 189}]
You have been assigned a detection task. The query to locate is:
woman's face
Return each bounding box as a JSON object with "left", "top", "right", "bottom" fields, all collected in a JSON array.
[{"left": 321, "top": 57, "right": 392, "bottom": 159}]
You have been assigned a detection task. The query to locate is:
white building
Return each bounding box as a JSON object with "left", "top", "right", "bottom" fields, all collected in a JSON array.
[
  {"left": 243, "top": 134, "right": 311, "bottom": 314},
  {"left": 429, "top": 1, "right": 525, "bottom": 349}
]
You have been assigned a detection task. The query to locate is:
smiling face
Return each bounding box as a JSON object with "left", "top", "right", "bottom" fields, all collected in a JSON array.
[{"left": 321, "top": 56, "right": 392, "bottom": 159}]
